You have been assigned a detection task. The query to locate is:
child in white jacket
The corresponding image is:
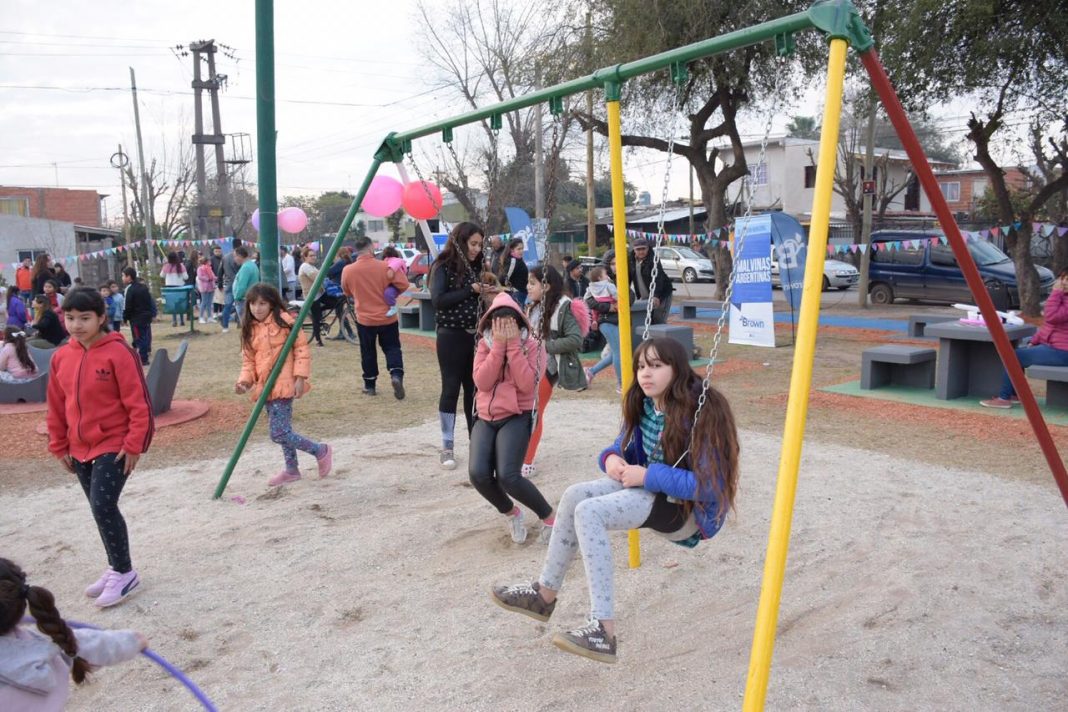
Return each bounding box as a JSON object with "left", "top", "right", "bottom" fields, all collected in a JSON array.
[{"left": 0, "top": 558, "right": 146, "bottom": 711}]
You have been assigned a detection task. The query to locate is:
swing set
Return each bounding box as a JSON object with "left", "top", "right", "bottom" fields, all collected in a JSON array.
[{"left": 213, "top": 1, "right": 1067, "bottom": 707}]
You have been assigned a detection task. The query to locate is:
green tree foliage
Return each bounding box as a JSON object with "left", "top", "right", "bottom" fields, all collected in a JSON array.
[{"left": 786, "top": 115, "right": 820, "bottom": 140}]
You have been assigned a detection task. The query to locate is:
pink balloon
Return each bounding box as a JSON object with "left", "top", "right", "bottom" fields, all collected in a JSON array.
[
  {"left": 362, "top": 175, "right": 404, "bottom": 217},
  {"left": 250, "top": 209, "right": 260, "bottom": 231},
  {"left": 278, "top": 207, "right": 308, "bottom": 233},
  {"left": 402, "top": 181, "right": 443, "bottom": 220}
]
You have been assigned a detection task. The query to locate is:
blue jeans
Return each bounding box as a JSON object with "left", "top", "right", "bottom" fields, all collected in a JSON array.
[
  {"left": 233, "top": 299, "right": 246, "bottom": 327},
  {"left": 1000, "top": 344, "right": 1068, "bottom": 398},
  {"left": 588, "top": 322, "right": 621, "bottom": 386},
  {"left": 220, "top": 288, "right": 235, "bottom": 329},
  {"left": 199, "top": 291, "right": 214, "bottom": 321}
]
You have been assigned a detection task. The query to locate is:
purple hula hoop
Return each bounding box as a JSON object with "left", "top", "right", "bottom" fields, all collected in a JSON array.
[{"left": 23, "top": 617, "right": 217, "bottom": 711}]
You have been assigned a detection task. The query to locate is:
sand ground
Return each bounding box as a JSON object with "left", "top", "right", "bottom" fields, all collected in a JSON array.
[{"left": 3, "top": 398, "right": 1067, "bottom": 711}]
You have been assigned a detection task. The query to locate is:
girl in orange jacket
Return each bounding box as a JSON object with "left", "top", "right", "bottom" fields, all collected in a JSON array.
[{"left": 235, "top": 284, "right": 332, "bottom": 487}]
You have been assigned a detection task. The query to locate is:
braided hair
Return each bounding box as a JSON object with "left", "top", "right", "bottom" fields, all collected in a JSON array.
[{"left": 0, "top": 558, "right": 91, "bottom": 683}]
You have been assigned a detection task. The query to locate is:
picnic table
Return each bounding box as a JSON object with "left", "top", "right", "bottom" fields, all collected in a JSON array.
[
  {"left": 407, "top": 290, "right": 436, "bottom": 331},
  {"left": 925, "top": 321, "right": 1037, "bottom": 400}
]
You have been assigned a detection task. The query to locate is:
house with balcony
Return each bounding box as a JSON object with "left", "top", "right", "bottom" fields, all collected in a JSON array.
[{"left": 722, "top": 136, "right": 956, "bottom": 221}]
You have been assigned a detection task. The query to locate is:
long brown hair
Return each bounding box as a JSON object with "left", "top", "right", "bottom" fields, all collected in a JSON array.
[
  {"left": 0, "top": 558, "right": 91, "bottom": 684},
  {"left": 4, "top": 326, "right": 36, "bottom": 373},
  {"left": 622, "top": 338, "right": 739, "bottom": 521},
  {"left": 30, "top": 254, "right": 51, "bottom": 283},
  {"left": 433, "top": 221, "right": 483, "bottom": 282},
  {"left": 528, "top": 265, "right": 563, "bottom": 342},
  {"left": 240, "top": 283, "right": 291, "bottom": 351}
]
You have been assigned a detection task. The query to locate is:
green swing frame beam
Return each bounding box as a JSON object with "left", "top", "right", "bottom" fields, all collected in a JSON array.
[{"left": 214, "top": 0, "right": 870, "bottom": 499}]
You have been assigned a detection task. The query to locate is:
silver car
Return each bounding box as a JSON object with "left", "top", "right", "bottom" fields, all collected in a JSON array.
[
  {"left": 771, "top": 257, "right": 859, "bottom": 291},
  {"left": 655, "top": 246, "right": 715, "bottom": 283}
]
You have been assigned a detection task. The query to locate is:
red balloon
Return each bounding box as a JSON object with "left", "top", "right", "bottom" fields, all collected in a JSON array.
[{"left": 402, "top": 181, "right": 443, "bottom": 220}]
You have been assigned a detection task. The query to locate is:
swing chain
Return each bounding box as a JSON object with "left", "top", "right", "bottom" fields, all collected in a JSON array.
[
  {"left": 641, "top": 79, "right": 684, "bottom": 343},
  {"left": 691, "top": 57, "right": 787, "bottom": 446}
]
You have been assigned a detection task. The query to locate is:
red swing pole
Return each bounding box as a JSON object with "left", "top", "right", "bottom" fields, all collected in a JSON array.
[{"left": 860, "top": 48, "right": 1068, "bottom": 509}]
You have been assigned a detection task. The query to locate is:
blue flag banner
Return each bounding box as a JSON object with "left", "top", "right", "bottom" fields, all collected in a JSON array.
[
  {"left": 729, "top": 216, "right": 775, "bottom": 348},
  {"left": 769, "top": 212, "right": 808, "bottom": 311},
  {"left": 503, "top": 207, "right": 546, "bottom": 265}
]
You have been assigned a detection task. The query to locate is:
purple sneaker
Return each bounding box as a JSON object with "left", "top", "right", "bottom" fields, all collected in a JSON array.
[
  {"left": 94, "top": 569, "right": 140, "bottom": 608},
  {"left": 316, "top": 444, "right": 333, "bottom": 478},
  {"left": 85, "top": 568, "right": 114, "bottom": 598},
  {"left": 269, "top": 469, "right": 302, "bottom": 486}
]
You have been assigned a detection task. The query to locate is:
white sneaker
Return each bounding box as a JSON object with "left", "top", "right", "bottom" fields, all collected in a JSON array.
[
  {"left": 538, "top": 522, "right": 553, "bottom": 544},
  {"left": 507, "top": 509, "right": 527, "bottom": 544},
  {"left": 521, "top": 463, "right": 536, "bottom": 479},
  {"left": 198, "top": 317, "right": 206, "bottom": 324},
  {"left": 440, "top": 449, "right": 456, "bottom": 470},
  {"left": 221, "top": 327, "right": 230, "bottom": 333}
]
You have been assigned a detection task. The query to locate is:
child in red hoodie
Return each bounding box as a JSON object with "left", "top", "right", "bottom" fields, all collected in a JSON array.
[
  {"left": 46, "top": 288, "right": 154, "bottom": 608},
  {"left": 469, "top": 292, "right": 555, "bottom": 544}
]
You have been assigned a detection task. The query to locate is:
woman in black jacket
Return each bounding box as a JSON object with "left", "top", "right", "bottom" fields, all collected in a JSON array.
[
  {"left": 28, "top": 295, "right": 67, "bottom": 348},
  {"left": 429, "top": 222, "right": 492, "bottom": 470}
]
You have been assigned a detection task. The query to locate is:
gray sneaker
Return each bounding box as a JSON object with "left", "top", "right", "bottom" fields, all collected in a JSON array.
[
  {"left": 552, "top": 618, "right": 617, "bottom": 664},
  {"left": 440, "top": 449, "right": 456, "bottom": 470},
  {"left": 490, "top": 581, "right": 556, "bottom": 622}
]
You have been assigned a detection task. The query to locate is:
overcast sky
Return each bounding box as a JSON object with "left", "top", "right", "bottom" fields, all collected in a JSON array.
[{"left": 1, "top": 0, "right": 1031, "bottom": 229}]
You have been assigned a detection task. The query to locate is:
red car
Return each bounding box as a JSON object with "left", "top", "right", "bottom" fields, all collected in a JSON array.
[{"left": 408, "top": 252, "right": 430, "bottom": 288}]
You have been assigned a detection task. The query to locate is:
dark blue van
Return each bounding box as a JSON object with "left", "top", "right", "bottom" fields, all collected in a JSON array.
[{"left": 868, "top": 230, "right": 1055, "bottom": 309}]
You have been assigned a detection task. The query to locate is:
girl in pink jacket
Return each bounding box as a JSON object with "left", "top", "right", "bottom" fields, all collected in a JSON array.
[
  {"left": 469, "top": 292, "right": 555, "bottom": 544},
  {"left": 982, "top": 266, "right": 1068, "bottom": 408}
]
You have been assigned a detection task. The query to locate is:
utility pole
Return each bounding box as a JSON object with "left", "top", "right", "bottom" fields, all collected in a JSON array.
[
  {"left": 858, "top": 97, "right": 877, "bottom": 308},
  {"left": 129, "top": 67, "right": 157, "bottom": 274},
  {"left": 190, "top": 39, "right": 231, "bottom": 240},
  {"left": 110, "top": 145, "right": 131, "bottom": 243},
  {"left": 585, "top": 10, "right": 596, "bottom": 256}
]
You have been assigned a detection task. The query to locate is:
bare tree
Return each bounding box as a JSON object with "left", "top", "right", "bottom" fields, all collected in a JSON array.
[
  {"left": 123, "top": 139, "right": 196, "bottom": 242},
  {"left": 1020, "top": 118, "right": 1068, "bottom": 274},
  {"left": 416, "top": 0, "right": 578, "bottom": 233}
]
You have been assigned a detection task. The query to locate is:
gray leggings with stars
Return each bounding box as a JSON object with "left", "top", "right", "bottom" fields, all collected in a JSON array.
[
  {"left": 74, "top": 453, "right": 132, "bottom": 574},
  {"left": 538, "top": 477, "right": 657, "bottom": 621}
]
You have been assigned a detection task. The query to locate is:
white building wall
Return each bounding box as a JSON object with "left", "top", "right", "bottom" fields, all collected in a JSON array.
[
  {"left": 0, "top": 214, "right": 80, "bottom": 280},
  {"left": 728, "top": 138, "right": 937, "bottom": 220}
]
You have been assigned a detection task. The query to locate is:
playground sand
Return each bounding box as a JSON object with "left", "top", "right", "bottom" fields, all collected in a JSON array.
[{"left": 3, "top": 398, "right": 1066, "bottom": 711}]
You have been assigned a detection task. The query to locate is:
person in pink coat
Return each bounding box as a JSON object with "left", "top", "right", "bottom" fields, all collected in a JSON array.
[
  {"left": 195, "top": 256, "right": 217, "bottom": 324},
  {"left": 469, "top": 292, "right": 555, "bottom": 544},
  {"left": 982, "top": 266, "right": 1068, "bottom": 408}
]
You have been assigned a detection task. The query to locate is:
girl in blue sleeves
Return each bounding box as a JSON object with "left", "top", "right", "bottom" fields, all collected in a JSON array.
[{"left": 491, "top": 337, "right": 740, "bottom": 664}]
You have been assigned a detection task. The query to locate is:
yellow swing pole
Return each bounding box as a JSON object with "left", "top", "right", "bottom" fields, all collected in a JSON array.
[
  {"left": 605, "top": 84, "right": 641, "bottom": 569},
  {"left": 742, "top": 37, "right": 849, "bottom": 711}
]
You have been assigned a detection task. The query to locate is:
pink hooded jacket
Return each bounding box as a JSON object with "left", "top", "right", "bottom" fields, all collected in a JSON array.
[
  {"left": 473, "top": 292, "right": 544, "bottom": 422},
  {"left": 1033, "top": 288, "right": 1068, "bottom": 351}
]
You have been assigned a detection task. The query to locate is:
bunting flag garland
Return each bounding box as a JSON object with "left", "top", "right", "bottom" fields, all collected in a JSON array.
[{"left": 6, "top": 221, "right": 1067, "bottom": 272}]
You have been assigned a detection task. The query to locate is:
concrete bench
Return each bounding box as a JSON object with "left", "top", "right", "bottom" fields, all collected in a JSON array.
[
  {"left": 398, "top": 304, "right": 421, "bottom": 329},
  {"left": 680, "top": 300, "right": 720, "bottom": 319},
  {"left": 146, "top": 339, "right": 188, "bottom": 416},
  {"left": 861, "top": 345, "right": 937, "bottom": 390},
  {"left": 1026, "top": 365, "right": 1068, "bottom": 408},
  {"left": 907, "top": 313, "right": 958, "bottom": 338},
  {"left": 0, "top": 372, "right": 48, "bottom": 404},
  {"left": 636, "top": 323, "right": 695, "bottom": 357}
]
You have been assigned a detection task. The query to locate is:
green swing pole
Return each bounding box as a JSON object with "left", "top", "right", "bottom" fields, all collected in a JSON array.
[
  {"left": 212, "top": 160, "right": 383, "bottom": 499},
  {"left": 255, "top": 0, "right": 279, "bottom": 288}
]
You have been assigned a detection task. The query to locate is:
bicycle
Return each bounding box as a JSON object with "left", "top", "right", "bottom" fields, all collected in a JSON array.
[{"left": 287, "top": 296, "right": 359, "bottom": 345}]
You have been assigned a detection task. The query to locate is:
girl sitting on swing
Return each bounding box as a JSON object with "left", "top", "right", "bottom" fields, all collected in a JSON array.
[{"left": 491, "top": 337, "right": 739, "bottom": 664}]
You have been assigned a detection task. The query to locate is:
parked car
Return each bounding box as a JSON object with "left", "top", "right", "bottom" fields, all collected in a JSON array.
[
  {"left": 407, "top": 252, "right": 430, "bottom": 288},
  {"left": 771, "top": 256, "right": 859, "bottom": 291},
  {"left": 654, "top": 246, "right": 715, "bottom": 283},
  {"left": 867, "top": 230, "right": 1055, "bottom": 308}
]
